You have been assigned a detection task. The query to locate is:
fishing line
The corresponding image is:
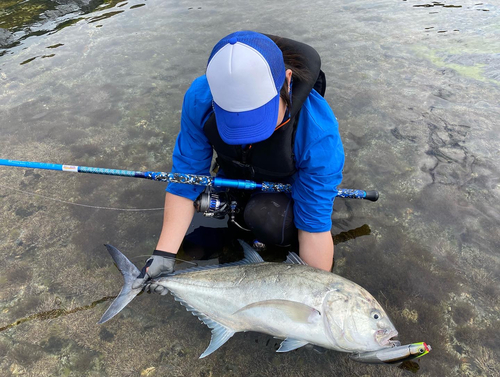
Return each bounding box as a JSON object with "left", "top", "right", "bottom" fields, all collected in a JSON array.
[{"left": 0, "top": 184, "right": 164, "bottom": 212}]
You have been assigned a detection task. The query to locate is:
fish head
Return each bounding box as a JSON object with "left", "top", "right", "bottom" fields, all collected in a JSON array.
[{"left": 322, "top": 285, "right": 399, "bottom": 352}]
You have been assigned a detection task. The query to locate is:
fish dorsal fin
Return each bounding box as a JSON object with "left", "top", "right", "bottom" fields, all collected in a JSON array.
[
  {"left": 170, "top": 240, "right": 264, "bottom": 277},
  {"left": 170, "top": 291, "right": 235, "bottom": 359},
  {"left": 277, "top": 338, "right": 309, "bottom": 353},
  {"left": 285, "top": 252, "right": 307, "bottom": 265}
]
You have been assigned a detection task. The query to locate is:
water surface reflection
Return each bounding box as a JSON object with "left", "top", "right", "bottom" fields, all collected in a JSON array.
[{"left": 0, "top": 0, "right": 143, "bottom": 57}]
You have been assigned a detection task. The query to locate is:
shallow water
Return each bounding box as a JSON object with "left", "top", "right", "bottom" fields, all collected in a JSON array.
[{"left": 1, "top": 0, "right": 499, "bottom": 376}]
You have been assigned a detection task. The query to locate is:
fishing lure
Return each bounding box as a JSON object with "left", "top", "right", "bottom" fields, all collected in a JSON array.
[{"left": 349, "top": 342, "right": 431, "bottom": 364}]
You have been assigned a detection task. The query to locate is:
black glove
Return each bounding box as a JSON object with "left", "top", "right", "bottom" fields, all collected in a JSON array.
[{"left": 132, "top": 250, "right": 176, "bottom": 294}]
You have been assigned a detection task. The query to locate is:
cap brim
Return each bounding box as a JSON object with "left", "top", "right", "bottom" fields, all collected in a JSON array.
[{"left": 213, "top": 95, "right": 280, "bottom": 145}]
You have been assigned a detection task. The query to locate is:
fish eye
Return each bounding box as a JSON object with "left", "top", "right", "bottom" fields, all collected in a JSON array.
[
  {"left": 371, "top": 311, "right": 381, "bottom": 320},
  {"left": 419, "top": 348, "right": 424, "bottom": 353}
]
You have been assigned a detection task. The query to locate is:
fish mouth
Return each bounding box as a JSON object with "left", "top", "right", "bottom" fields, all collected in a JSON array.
[{"left": 376, "top": 329, "right": 400, "bottom": 348}]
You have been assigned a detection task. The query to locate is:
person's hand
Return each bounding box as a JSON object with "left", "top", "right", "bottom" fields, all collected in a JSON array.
[{"left": 132, "top": 250, "right": 176, "bottom": 294}]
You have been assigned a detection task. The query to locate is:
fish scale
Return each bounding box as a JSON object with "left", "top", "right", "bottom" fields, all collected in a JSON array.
[{"left": 162, "top": 264, "right": 330, "bottom": 348}]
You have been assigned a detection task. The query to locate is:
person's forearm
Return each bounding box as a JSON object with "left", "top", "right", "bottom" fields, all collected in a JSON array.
[
  {"left": 155, "top": 192, "right": 196, "bottom": 254},
  {"left": 298, "top": 229, "right": 334, "bottom": 271}
]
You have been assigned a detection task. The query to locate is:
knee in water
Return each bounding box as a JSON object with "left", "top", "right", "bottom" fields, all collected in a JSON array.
[{"left": 244, "top": 193, "right": 297, "bottom": 246}]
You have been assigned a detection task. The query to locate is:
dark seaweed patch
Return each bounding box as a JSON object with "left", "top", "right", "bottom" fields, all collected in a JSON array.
[
  {"left": 4, "top": 264, "right": 33, "bottom": 284},
  {"left": 46, "top": 43, "right": 64, "bottom": 49},
  {"left": 0, "top": 296, "right": 114, "bottom": 333},
  {"left": 8, "top": 343, "right": 45, "bottom": 366},
  {"left": 99, "top": 327, "right": 115, "bottom": 342},
  {"left": 333, "top": 224, "right": 371, "bottom": 245},
  {"left": 451, "top": 302, "right": 476, "bottom": 326},
  {"left": 41, "top": 335, "right": 66, "bottom": 354}
]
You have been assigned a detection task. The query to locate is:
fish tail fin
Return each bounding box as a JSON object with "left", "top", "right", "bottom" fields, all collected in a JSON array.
[{"left": 98, "top": 244, "right": 142, "bottom": 324}]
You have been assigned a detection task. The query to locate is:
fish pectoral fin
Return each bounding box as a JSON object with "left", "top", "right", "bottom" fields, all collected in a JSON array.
[
  {"left": 234, "top": 299, "right": 321, "bottom": 324},
  {"left": 277, "top": 338, "right": 309, "bottom": 353},
  {"left": 199, "top": 323, "right": 235, "bottom": 359}
]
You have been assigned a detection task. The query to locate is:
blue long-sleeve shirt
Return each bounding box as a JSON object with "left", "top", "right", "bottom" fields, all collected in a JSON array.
[{"left": 167, "top": 75, "right": 344, "bottom": 233}]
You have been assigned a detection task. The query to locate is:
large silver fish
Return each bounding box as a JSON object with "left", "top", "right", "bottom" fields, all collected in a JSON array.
[{"left": 99, "top": 241, "right": 399, "bottom": 358}]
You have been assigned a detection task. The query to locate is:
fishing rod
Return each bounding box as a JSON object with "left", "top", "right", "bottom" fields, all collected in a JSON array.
[{"left": 0, "top": 159, "right": 379, "bottom": 201}]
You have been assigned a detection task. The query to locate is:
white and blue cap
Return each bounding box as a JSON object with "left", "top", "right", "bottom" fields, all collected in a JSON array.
[{"left": 206, "top": 31, "right": 286, "bottom": 145}]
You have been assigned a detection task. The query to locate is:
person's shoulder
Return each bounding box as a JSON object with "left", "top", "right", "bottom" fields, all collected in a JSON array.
[
  {"left": 298, "top": 90, "right": 339, "bottom": 138},
  {"left": 185, "top": 75, "right": 213, "bottom": 104},
  {"left": 188, "top": 75, "right": 210, "bottom": 91}
]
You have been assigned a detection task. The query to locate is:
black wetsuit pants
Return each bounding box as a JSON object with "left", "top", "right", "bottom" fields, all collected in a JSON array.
[{"left": 241, "top": 192, "right": 297, "bottom": 247}]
